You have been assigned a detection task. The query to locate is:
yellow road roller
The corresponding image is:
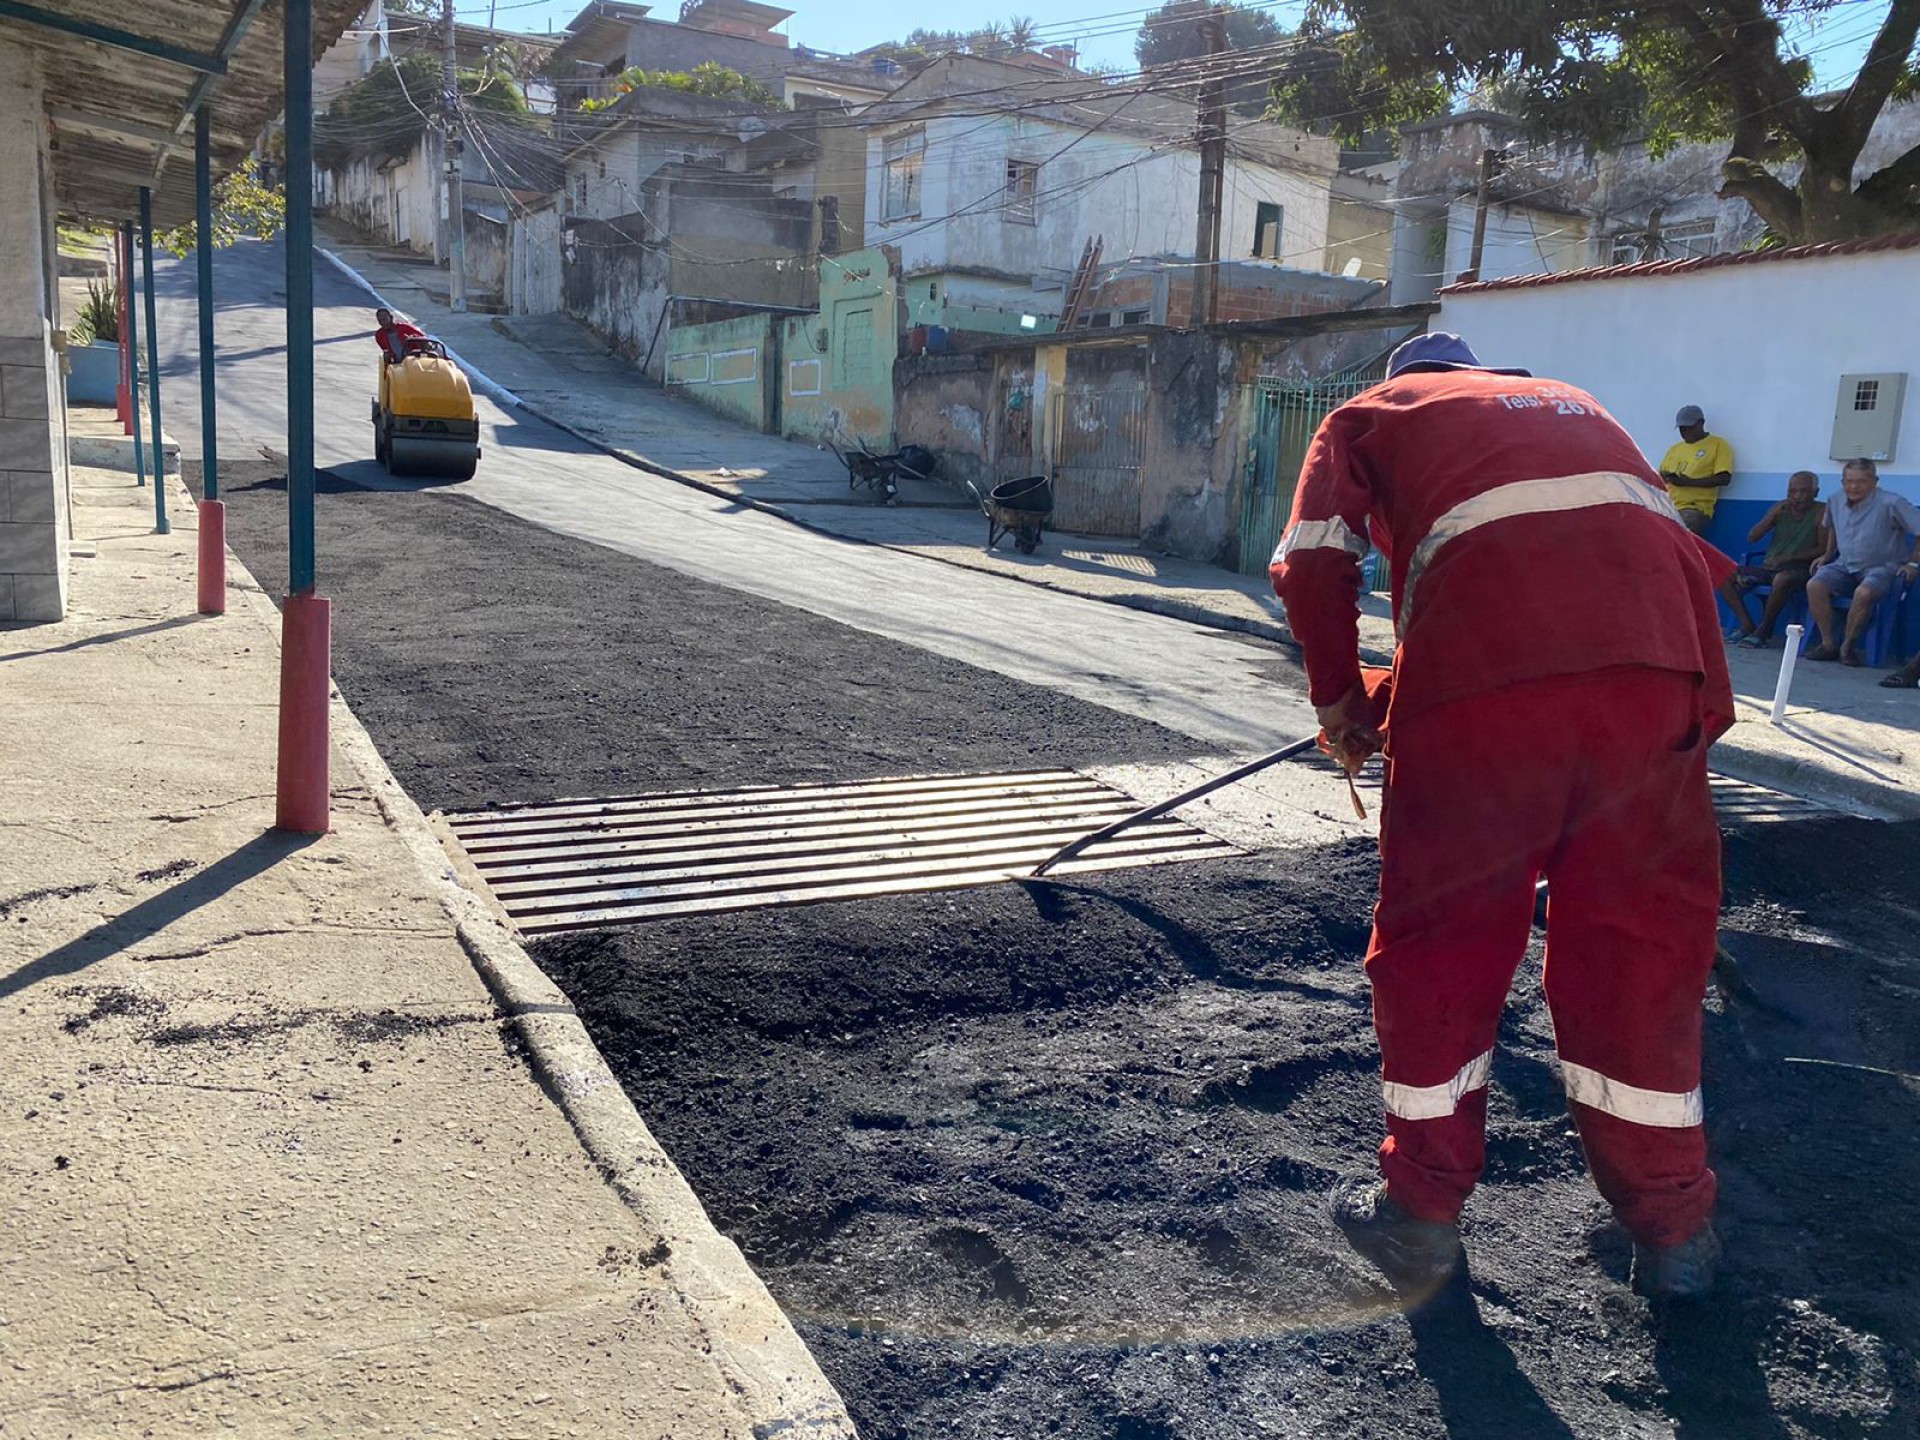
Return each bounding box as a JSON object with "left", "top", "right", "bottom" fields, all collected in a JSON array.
[{"left": 372, "top": 336, "right": 481, "bottom": 480}]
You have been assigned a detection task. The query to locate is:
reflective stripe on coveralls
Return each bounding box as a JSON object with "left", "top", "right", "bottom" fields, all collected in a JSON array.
[
  {"left": 1382, "top": 1050, "right": 1493, "bottom": 1121},
  {"left": 1561, "top": 1060, "right": 1704, "bottom": 1129},
  {"left": 1401, "top": 471, "right": 1685, "bottom": 625},
  {"left": 1385, "top": 1053, "right": 1705, "bottom": 1128},
  {"left": 1271, "top": 515, "right": 1369, "bottom": 567}
]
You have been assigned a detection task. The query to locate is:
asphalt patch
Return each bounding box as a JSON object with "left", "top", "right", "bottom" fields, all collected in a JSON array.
[
  {"left": 537, "top": 818, "right": 1920, "bottom": 1440},
  {"left": 196, "top": 462, "right": 1208, "bottom": 812}
]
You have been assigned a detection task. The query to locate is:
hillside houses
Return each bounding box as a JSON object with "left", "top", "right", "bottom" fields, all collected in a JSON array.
[{"left": 862, "top": 54, "right": 1344, "bottom": 334}]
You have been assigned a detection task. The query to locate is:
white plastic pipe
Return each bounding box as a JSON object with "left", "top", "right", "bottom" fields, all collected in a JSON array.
[{"left": 1770, "top": 624, "right": 1804, "bottom": 724}]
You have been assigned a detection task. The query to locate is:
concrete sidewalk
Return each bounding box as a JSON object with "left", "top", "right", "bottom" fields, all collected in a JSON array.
[
  {"left": 317, "top": 224, "right": 1920, "bottom": 819},
  {"left": 0, "top": 458, "right": 853, "bottom": 1437}
]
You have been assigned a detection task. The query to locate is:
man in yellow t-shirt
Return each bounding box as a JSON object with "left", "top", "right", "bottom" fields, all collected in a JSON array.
[{"left": 1658, "top": 405, "right": 1735, "bottom": 536}]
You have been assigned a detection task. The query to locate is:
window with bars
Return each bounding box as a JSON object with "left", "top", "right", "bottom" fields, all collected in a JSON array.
[
  {"left": 882, "top": 131, "right": 923, "bottom": 222},
  {"left": 1004, "top": 158, "right": 1039, "bottom": 223}
]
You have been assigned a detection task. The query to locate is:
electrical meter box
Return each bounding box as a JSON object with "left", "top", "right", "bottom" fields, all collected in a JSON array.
[{"left": 1830, "top": 372, "right": 1907, "bottom": 462}]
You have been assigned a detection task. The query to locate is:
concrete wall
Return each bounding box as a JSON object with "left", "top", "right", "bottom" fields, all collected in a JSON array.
[
  {"left": 665, "top": 312, "right": 776, "bottom": 430},
  {"left": 325, "top": 134, "right": 438, "bottom": 255},
  {"left": 867, "top": 111, "right": 1336, "bottom": 327},
  {"left": 779, "top": 246, "right": 897, "bottom": 447},
  {"left": 893, "top": 352, "right": 995, "bottom": 493},
  {"left": 562, "top": 212, "right": 668, "bottom": 372},
  {"left": 1439, "top": 246, "right": 1920, "bottom": 552},
  {"left": 0, "top": 45, "right": 68, "bottom": 621},
  {"left": 1325, "top": 170, "right": 1394, "bottom": 280}
]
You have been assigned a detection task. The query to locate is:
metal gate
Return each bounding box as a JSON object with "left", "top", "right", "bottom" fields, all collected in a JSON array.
[
  {"left": 1048, "top": 384, "right": 1147, "bottom": 537},
  {"left": 1236, "top": 367, "right": 1381, "bottom": 576}
]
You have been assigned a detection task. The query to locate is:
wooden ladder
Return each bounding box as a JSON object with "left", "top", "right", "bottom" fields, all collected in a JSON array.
[{"left": 1058, "top": 234, "right": 1104, "bottom": 330}]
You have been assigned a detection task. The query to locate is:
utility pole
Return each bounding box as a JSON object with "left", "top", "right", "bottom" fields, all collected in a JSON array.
[
  {"left": 1461, "top": 146, "right": 1500, "bottom": 283},
  {"left": 1187, "top": 4, "right": 1228, "bottom": 329},
  {"left": 442, "top": 0, "right": 467, "bottom": 311}
]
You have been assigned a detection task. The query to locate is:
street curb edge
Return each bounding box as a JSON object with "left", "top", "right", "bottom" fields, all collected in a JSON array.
[{"left": 218, "top": 513, "right": 860, "bottom": 1440}]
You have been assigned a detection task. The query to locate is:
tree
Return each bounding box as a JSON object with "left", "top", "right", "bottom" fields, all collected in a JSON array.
[
  {"left": 157, "top": 165, "right": 285, "bottom": 258},
  {"left": 315, "top": 53, "right": 530, "bottom": 169},
  {"left": 1135, "top": 1, "right": 1293, "bottom": 115},
  {"left": 1271, "top": 0, "right": 1920, "bottom": 244},
  {"left": 576, "top": 61, "right": 787, "bottom": 112}
]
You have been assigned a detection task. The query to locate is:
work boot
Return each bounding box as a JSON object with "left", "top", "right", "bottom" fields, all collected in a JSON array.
[
  {"left": 1329, "top": 1177, "right": 1462, "bottom": 1293},
  {"left": 1630, "top": 1221, "right": 1722, "bottom": 1301}
]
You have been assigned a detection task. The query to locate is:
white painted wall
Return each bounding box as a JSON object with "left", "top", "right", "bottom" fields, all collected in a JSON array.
[
  {"left": 1439, "top": 247, "right": 1920, "bottom": 545},
  {"left": 326, "top": 135, "right": 439, "bottom": 257},
  {"left": 1392, "top": 198, "right": 1593, "bottom": 302},
  {"left": 865, "top": 111, "right": 1334, "bottom": 293}
]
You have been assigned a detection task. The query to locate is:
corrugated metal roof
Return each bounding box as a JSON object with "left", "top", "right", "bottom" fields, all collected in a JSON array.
[
  {"left": 1440, "top": 231, "right": 1920, "bottom": 296},
  {"left": 4, "top": 0, "right": 363, "bottom": 228}
]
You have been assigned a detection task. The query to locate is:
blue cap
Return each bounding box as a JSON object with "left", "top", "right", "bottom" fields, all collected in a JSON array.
[{"left": 1386, "top": 331, "right": 1531, "bottom": 379}]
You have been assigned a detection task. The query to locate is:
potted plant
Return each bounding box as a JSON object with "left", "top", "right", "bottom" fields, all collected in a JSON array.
[{"left": 65, "top": 280, "right": 121, "bottom": 404}]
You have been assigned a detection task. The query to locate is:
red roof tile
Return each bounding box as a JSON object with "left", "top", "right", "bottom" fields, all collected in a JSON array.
[{"left": 1438, "top": 231, "right": 1920, "bottom": 295}]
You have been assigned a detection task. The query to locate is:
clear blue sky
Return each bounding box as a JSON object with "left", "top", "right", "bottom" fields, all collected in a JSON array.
[{"left": 451, "top": 0, "right": 1885, "bottom": 94}]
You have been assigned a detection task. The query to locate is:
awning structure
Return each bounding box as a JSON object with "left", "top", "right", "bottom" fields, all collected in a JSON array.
[{"left": 0, "top": 0, "right": 362, "bottom": 227}]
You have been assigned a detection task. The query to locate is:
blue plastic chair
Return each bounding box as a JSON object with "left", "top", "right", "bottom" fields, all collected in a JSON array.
[
  {"left": 1722, "top": 550, "right": 1809, "bottom": 639},
  {"left": 1805, "top": 572, "right": 1907, "bottom": 666}
]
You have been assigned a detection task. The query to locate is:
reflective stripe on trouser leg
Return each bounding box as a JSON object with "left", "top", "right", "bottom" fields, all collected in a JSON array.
[
  {"left": 1538, "top": 668, "right": 1721, "bottom": 1247},
  {"left": 1383, "top": 1050, "right": 1494, "bottom": 1121},
  {"left": 1561, "top": 1060, "right": 1702, "bottom": 1128}
]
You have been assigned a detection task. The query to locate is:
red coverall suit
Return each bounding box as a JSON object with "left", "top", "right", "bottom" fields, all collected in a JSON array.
[{"left": 1270, "top": 367, "right": 1735, "bottom": 1249}]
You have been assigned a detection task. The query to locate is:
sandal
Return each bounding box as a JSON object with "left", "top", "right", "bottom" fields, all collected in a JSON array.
[
  {"left": 1806, "top": 643, "right": 1841, "bottom": 662},
  {"left": 1881, "top": 671, "right": 1920, "bottom": 689}
]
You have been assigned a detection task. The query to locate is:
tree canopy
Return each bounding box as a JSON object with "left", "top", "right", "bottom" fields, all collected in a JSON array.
[
  {"left": 315, "top": 53, "right": 530, "bottom": 169},
  {"left": 1269, "top": 0, "right": 1920, "bottom": 244},
  {"left": 1134, "top": 0, "right": 1290, "bottom": 113},
  {"left": 577, "top": 61, "right": 786, "bottom": 113},
  {"left": 863, "top": 19, "right": 1050, "bottom": 69}
]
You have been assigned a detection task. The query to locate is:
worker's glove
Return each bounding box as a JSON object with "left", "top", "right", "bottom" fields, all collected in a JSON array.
[{"left": 1315, "top": 680, "right": 1384, "bottom": 779}]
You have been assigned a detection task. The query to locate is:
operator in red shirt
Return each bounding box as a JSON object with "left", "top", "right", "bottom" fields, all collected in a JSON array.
[
  {"left": 372, "top": 307, "right": 426, "bottom": 364},
  {"left": 1269, "top": 333, "right": 1734, "bottom": 1302}
]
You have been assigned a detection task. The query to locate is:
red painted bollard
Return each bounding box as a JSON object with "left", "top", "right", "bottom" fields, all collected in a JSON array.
[
  {"left": 275, "top": 593, "right": 332, "bottom": 834},
  {"left": 196, "top": 500, "right": 226, "bottom": 615}
]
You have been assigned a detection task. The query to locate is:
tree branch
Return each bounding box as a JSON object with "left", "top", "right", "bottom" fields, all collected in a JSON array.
[
  {"left": 1828, "top": 0, "right": 1920, "bottom": 153},
  {"left": 1718, "top": 155, "right": 1802, "bottom": 237},
  {"left": 1855, "top": 139, "right": 1920, "bottom": 208}
]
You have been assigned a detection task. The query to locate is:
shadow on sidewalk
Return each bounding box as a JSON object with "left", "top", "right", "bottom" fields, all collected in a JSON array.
[
  {"left": 0, "top": 614, "right": 205, "bottom": 663},
  {"left": 0, "top": 830, "right": 319, "bottom": 1001}
]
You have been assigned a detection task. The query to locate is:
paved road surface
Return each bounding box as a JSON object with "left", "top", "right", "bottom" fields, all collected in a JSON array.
[{"left": 147, "top": 239, "right": 1318, "bottom": 758}]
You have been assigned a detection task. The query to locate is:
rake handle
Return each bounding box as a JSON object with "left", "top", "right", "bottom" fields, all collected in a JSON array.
[{"left": 1030, "top": 734, "right": 1322, "bottom": 878}]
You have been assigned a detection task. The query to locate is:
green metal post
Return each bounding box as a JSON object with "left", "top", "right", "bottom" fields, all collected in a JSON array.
[
  {"left": 195, "top": 108, "right": 218, "bottom": 502},
  {"left": 139, "top": 187, "right": 170, "bottom": 535},
  {"left": 285, "top": 0, "right": 314, "bottom": 595},
  {"left": 123, "top": 221, "right": 146, "bottom": 488}
]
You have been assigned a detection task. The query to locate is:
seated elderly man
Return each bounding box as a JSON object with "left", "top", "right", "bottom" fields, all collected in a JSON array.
[
  {"left": 1805, "top": 458, "right": 1920, "bottom": 666},
  {"left": 1719, "top": 471, "right": 1823, "bottom": 647}
]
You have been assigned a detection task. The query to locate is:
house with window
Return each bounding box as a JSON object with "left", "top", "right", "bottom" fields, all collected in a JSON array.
[{"left": 860, "top": 54, "right": 1343, "bottom": 335}]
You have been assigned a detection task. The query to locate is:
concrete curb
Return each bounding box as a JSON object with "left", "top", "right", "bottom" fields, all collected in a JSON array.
[
  {"left": 1710, "top": 730, "right": 1920, "bottom": 820},
  {"left": 209, "top": 482, "right": 857, "bottom": 1440},
  {"left": 316, "top": 247, "right": 526, "bottom": 411}
]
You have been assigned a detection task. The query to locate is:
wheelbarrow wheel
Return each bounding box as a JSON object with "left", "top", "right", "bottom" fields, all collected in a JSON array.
[{"left": 1016, "top": 533, "right": 1039, "bottom": 555}]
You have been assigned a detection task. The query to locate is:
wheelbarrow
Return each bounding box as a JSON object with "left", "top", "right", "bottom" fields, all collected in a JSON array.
[
  {"left": 966, "top": 474, "right": 1054, "bottom": 554},
  {"left": 831, "top": 440, "right": 935, "bottom": 505}
]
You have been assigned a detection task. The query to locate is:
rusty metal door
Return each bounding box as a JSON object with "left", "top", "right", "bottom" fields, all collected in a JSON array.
[{"left": 1047, "top": 384, "right": 1147, "bottom": 537}]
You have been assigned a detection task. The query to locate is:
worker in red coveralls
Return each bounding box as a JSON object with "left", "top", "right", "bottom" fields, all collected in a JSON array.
[
  {"left": 1269, "top": 333, "right": 1735, "bottom": 1302},
  {"left": 372, "top": 308, "right": 426, "bottom": 364}
]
